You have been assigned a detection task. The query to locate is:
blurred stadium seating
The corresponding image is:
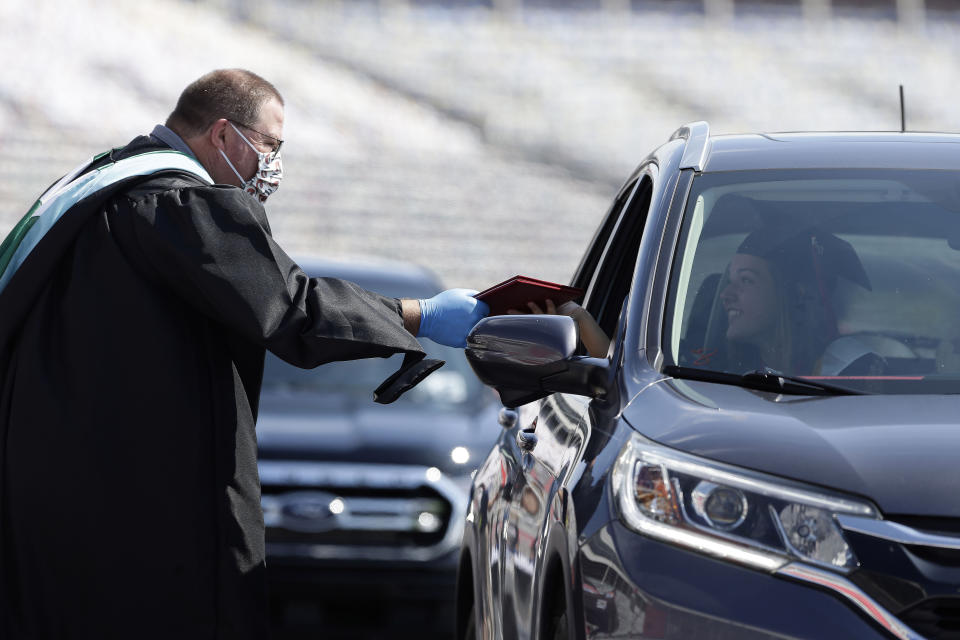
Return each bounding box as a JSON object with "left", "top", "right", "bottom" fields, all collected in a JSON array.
[{"left": 2, "top": 0, "right": 959, "bottom": 289}]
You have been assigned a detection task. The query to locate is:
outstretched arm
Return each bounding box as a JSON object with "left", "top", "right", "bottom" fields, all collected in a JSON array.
[
  {"left": 510, "top": 299, "right": 610, "bottom": 358},
  {"left": 556, "top": 300, "right": 610, "bottom": 358}
]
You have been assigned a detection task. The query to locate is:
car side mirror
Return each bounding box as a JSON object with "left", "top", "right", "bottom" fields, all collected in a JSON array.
[{"left": 465, "top": 315, "right": 610, "bottom": 408}]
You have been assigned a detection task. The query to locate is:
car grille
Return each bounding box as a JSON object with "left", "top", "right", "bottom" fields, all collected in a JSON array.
[
  {"left": 258, "top": 460, "right": 465, "bottom": 562},
  {"left": 899, "top": 598, "right": 960, "bottom": 640},
  {"left": 839, "top": 516, "right": 960, "bottom": 640},
  {"left": 907, "top": 546, "right": 960, "bottom": 568}
]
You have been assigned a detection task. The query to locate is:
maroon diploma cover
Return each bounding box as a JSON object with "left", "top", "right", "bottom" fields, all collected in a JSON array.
[{"left": 474, "top": 275, "right": 585, "bottom": 316}]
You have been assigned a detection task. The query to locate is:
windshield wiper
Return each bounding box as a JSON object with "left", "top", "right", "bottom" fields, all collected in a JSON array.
[{"left": 663, "top": 365, "right": 865, "bottom": 396}]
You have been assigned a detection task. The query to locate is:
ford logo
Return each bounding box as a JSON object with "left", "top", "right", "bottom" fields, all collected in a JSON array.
[{"left": 277, "top": 491, "right": 341, "bottom": 533}]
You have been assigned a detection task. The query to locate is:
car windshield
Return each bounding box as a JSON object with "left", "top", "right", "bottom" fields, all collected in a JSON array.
[{"left": 664, "top": 169, "right": 960, "bottom": 394}]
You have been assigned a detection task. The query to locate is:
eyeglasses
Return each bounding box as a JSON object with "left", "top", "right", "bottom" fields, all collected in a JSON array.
[{"left": 228, "top": 119, "right": 283, "bottom": 156}]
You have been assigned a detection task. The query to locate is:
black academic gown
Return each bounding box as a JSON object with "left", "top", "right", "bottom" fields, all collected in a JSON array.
[{"left": 0, "top": 136, "right": 429, "bottom": 639}]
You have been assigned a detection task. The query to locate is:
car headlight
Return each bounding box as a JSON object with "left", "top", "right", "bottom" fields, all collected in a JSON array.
[{"left": 612, "top": 432, "right": 878, "bottom": 573}]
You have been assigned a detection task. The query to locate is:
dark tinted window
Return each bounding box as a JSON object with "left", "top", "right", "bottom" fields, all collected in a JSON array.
[{"left": 584, "top": 176, "right": 654, "bottom": 341}]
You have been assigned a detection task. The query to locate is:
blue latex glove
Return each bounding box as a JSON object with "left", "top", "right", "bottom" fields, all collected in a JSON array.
[{"left": 418, "top": 288, "right": 490, "bottom": 348}]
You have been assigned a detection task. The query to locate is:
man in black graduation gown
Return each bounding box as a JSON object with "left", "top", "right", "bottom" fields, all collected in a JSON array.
[{"left": 0, "top": 69, "right": 487, "bottom": 639}]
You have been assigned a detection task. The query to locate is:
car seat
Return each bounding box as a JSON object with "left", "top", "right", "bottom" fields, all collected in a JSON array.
[
  {"left": 819, "top": 334, "right": 916, "bottom": 376},
  {"left": 679, "top": 273, "right": 725, "bottom": 367}
]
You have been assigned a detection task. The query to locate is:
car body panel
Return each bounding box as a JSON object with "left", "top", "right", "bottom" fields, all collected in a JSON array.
[
  {"left": 501, "top": 393, "right": 590, "bottom": 639},
  {"left": 622, "top": 378, "right": 960, "bottom": 517},
  {"left": 704, "top": 133, "right": 960, "bottom": 172},
  {"left": 580, "top": 520, "right": 890, "bottom": 639}
]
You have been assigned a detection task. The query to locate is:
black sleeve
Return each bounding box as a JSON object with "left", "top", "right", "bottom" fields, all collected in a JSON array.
[{"left": 109, "top": 183, "right": 427, "bottom": 369}]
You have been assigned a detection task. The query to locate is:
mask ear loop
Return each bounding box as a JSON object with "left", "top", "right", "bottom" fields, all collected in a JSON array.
[
  {"left": 218, "top": 149, "right": 247, "bottom": 185},
  {"left": 228, "top": 121, "right": 268, "bottom": 161}
]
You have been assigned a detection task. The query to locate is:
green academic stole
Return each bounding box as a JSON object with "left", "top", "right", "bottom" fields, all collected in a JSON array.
[{"left": 0, "top": 150, "right": 212, "bottom": 296}]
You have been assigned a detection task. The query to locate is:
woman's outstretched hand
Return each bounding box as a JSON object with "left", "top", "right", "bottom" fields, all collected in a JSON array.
[{"left": 506, "top": 299, "right": 610, "bottom": 358}]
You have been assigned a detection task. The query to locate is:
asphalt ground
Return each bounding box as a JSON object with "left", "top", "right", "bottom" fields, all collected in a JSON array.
[{"left": 269, "top": 594, "right": 455, "bottom": 640}]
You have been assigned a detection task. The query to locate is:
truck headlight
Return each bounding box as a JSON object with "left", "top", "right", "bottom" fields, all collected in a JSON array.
[{"left": 612, "top": 432, "right": 878, "bottom": 573}]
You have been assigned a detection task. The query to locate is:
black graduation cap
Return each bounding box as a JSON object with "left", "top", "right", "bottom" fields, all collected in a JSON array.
[{"left": 736, "top": 224, "right": 872, "bottom": 292}]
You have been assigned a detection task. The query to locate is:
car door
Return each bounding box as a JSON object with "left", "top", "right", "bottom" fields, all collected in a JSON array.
[
  {"left": 500, "top": 393, "right": 589, "bottom": 639},
  {"left": 500, "top": 168, "right": 659, "bottom": 639},
  {"left": 561, "top": 158, "right": 690, "bottom": 638}
]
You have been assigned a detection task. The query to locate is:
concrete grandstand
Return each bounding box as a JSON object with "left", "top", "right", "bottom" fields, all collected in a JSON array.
[{"left": 2, "top": 0, "right": 959, "bottom": 289}]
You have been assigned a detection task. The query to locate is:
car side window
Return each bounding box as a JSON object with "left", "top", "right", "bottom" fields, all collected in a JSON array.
[
  {"left": 571, "top": 180, "right": 635, "bottom": 294},
  {"left": 581, "top": 174, "right": 654, "bottom": 340}
]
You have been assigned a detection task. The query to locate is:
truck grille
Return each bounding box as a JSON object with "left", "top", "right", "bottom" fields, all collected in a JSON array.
[{"left": 258, "top": 461, "right": 465, "bottom": 561}]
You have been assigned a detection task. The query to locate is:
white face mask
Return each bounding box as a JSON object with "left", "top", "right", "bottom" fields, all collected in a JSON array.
[{"left": 219, "top": 121, "right": 283, "bottom": 203}]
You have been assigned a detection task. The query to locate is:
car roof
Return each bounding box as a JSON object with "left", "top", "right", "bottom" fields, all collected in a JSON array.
[
  {"left": 291, "top": 254, "right": 445, "bottom": 299},
  {"left": 690, "top": 130, "right": 960, "bottom": 173}
]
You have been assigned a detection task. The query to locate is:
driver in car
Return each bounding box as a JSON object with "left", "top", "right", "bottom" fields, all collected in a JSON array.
[{"left": 719, "top": 224, "right": 878, "bottom": 376}]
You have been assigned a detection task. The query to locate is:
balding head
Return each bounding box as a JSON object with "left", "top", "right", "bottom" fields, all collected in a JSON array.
[{"left": 165, "top": 69, "right": 284, "bottom": 138}]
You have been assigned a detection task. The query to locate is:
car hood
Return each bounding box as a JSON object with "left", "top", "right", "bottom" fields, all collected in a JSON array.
[
  {"left": 624, "top": 378, "right": 960, "bottom": 517},
  {"left": 255, "top": 391, "right": 498, "bottom": 475}
]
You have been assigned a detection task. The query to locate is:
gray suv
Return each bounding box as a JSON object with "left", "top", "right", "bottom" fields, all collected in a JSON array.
[{"left": 459, "top": 123, "right": 960, "bottom": 640}]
